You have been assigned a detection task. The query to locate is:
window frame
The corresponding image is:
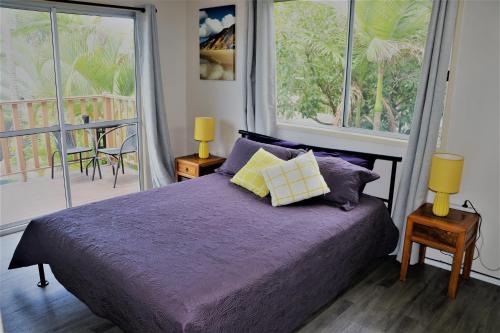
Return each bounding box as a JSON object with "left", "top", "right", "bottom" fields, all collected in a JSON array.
[{"left": 274, "top": 0, "right": 432, "bottom": 141}]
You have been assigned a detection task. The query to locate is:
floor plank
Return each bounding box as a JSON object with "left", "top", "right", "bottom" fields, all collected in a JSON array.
[{"left": 1, "top": 232, "right": 498, "bottom": 332}]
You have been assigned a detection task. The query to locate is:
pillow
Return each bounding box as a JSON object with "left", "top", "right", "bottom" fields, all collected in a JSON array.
[
  {"left": 316, "top": 156, "right": 380, "bottom": 211},
  {"left": 216, "top": 137, "right": 300, "bottom": 176},
  {"left": 246, "top": 135, "right": 375, "bottom": 170},
  {"left": 313, "top": 150, "right": 375, "bottom": 171},
  {"left": 230, "top": 148, "right": 285, "bottom": 197},
  {"left": 262, "top": 151, "right": 330, "bottom": 207}
]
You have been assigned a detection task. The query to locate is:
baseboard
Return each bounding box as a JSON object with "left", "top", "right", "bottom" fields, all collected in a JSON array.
[
  {"left": 0, "top": 222, "right": 28, "bottom": 237},
  {"left": 425, "top": 257, "right": 500, "bottom": 287}
]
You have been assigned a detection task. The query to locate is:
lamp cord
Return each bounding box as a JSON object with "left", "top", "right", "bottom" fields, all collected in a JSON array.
[{"left": 439, "top": 200, "right": 500, "bottom": 271}]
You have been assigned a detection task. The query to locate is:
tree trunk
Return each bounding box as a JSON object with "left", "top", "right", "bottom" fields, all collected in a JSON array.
[
  {"left": 354, "top": 101, "right": 362, "bottom": 128},
  {"left": 373, "top": 63, "right": 384, "bottom": 131},
  {"left": 382, "top": 98, "right": 398, "bottom": 132}
]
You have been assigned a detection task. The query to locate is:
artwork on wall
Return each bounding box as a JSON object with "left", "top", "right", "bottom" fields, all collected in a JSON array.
[{"left": 199, "top": 5, "right": 235, "bottom": 80}]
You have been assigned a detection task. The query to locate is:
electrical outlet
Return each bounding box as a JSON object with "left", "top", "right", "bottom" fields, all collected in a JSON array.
[{"left": 449, "top": 201, "right": 474, "bottom": 213}]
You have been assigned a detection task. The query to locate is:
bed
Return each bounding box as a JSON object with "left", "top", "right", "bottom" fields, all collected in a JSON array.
[{"left": 9, "top": 131, "right": 401, "bottom": 333}]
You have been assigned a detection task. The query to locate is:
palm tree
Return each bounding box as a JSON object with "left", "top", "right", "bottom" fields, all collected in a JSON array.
[
  {"left": 2, "top": 12, "right": 135, "bottom": 101},
  {"left": 56, "top": 14, "right": 135, "bottom": 97},
  {"left": 353, "top": 0, "right": 431, "bottom": 131}
]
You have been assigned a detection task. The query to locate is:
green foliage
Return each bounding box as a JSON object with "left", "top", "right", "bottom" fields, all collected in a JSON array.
[
  {"left": 275, "top": 0, "right": 432, "bottom": 134},
  {"left": 0, "top": 11, "right": 135, "bottom": 101},
  {"left": 275, "top": 1, "right": 347, "bottom": 125},
  {"left": 115, "top": 57, "right": 135, "bottom": 96}
]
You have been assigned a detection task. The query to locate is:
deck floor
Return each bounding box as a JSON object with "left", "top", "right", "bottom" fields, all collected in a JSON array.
[{"left": 0, "top": 165, "right": 139, "bottom": 228}]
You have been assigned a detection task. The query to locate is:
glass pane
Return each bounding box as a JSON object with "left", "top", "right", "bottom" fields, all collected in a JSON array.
[
  {"left": 56, "top": 13, "right": 136, "bottom": 125},
  {"left": 349, "top": 0, "right": 432, "bottom": 134},
  {"left": 0, "top": 133, "right": 66, "bottom": 228},
  {"left": 0, "top": 8, "right": 58, "bottom": 130},
  {"left": 66, "top": 125, "right": 139, "bottom": 207},
  {"left": 275, "top": 0, "right": 349, "bottom": 128}
]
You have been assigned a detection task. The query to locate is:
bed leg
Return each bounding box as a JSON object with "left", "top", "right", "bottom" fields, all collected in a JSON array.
[{"left": 37, "top": 264, "right": 49, "bottom": 288}]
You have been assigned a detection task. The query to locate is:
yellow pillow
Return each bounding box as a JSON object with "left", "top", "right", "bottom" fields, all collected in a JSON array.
[
  {"left": 261, "top": 150, "right": 330, "bottom": 207},
  {"left": 230, "top": 148, "right": 285, "bottom": 197}
]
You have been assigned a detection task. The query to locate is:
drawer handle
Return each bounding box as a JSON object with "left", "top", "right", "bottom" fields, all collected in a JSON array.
[{"left": 185, "top": 167, "right": 189, "bottom": 172}]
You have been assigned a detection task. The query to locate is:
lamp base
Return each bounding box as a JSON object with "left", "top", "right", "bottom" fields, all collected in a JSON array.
[
  {"left": 432, "top": 192, "right": 450, "bottom": 217},
  {"left": 198, "top": 141, "right": 209, "bottom": 159}
]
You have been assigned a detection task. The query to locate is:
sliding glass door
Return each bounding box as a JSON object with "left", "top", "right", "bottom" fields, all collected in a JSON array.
[{"left": 0, "top": 4, "right": 141, "bottom": 231}]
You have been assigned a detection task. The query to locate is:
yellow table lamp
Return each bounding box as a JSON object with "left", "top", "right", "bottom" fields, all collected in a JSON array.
[
  {"left": 428, "top": 153, "right": 464, "bottom": 217},
  {"left": 194, "top": 117, "right": 214, "bottom": 159}
]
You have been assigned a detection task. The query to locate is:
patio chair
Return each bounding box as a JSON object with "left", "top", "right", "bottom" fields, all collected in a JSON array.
[
  {"left": 84, "top": 128, "right": 102, "bottom": 180},
  {"left": 51, "top": 131, "right": 93, "bottom": 179},
  {"left": 92, "top": 124, "right": 137, "bottom": 188}
]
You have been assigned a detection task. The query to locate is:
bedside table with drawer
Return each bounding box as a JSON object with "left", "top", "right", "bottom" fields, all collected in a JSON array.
[
  {"left": 175, "top": 154, "right": 226, "bottom": 182},
  {"left": 399, "top": 203, "right": 479, "bottom": 299}
]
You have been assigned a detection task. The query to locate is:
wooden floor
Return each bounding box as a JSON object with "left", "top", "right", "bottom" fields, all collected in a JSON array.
[{"left": 1, "top": 231, "right": 499, "bottom": 333}]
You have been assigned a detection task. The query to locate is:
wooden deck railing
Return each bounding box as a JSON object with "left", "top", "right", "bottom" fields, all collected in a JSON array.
[{"left": 0, "top": 94, "right": 137, "bottom": 181}]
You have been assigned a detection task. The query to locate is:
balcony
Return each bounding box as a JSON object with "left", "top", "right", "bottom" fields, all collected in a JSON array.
[{"left": 0, "top": 94, "right": 140, "bottom": 230}]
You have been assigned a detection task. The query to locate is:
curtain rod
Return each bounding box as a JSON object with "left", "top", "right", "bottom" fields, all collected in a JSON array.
[{"left": 47, "top": 0, "right": 151, "bottom": 13}]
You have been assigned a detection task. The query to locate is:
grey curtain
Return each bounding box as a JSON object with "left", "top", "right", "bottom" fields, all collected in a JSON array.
[
  {"left": 245, "top": 0, "right": 277, "bottom": 135},
  {"left": 137, "top": 5, "right": 175, "bottom": 189},
  {"left": 393, "top": 0, "right": 459, "bottom": 263}
]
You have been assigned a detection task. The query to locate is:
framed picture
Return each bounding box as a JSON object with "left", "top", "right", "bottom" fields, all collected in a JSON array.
[{"left": 199, "top": 5, "right": 235, "bottom": 80}]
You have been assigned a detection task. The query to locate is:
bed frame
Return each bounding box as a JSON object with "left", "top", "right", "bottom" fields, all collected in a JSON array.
[
  {"left": 239, "top": 129, "right": 403, "bottom": 212},
  {"left": 36, "top": 130, "right": 402, "bottom": 289}
]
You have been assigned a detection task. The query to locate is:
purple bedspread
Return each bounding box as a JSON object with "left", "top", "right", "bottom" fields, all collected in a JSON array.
[{"left": 10, "top": 173, "right": 398, "bottom": 333}]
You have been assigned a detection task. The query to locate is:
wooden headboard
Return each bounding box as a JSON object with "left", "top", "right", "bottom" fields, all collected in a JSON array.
[{"left": 239, "top": 130, "right": 403, "bottom": 213}]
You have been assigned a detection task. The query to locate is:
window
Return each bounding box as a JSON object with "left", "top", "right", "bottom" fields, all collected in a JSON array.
[
  {"left": 0, "top": 5, "right": 141, "bottom": 230},
  {"left": 274, "top": 0, "right": 432, "bottom": 137}
]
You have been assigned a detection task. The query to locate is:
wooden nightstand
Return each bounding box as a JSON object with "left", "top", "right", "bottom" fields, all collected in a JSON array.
[
  {"left": 400, "top": 203, "right": 479, "bottom": 299},
  {"left": 175, "top": 154, "right": 226, "bottom": 182}
]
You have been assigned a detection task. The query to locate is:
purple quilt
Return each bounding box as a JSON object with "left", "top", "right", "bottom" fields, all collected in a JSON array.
[{"left": 10, "top": 173, "right": 398, "bottom": 333}]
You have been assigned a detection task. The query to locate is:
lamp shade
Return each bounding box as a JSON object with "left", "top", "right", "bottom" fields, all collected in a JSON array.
[
  {"left": 194, "top": 117, "right": 214, "bottom": 142},
  {"left": 428, "top": 153, "right": 464, "bottom": 194}
]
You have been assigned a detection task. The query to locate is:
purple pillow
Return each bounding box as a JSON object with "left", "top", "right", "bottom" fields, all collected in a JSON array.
[
  {"left": 316, "top": 156, "right": 380, "bottom": 211},
  {"left": 313, "top": 151, "right": 375, "bottom": 171},
  {"left": 248, "top": 137, "right": 375, "bottom": 170},
  {"left": 216, "top": 138, "right": 300, "bottom": 175}
]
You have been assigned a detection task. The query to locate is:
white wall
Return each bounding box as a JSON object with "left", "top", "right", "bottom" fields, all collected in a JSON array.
[
  {"left": 186, "top": 0, "right": 247, "bottom": 157},
  {"left": 184, "top": 0, "right": 500, "bottom": 279},
  {"left": 426, "top": 0, "right": 500, "bottom": 279}
]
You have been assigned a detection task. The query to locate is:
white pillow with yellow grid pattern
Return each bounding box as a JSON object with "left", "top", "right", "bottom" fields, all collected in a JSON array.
[
  {"left": 261, "top": 150, "right": 330, "bottom": 207},
  {"left": 230, "top": 148, "right": 285, "bottom": 197}
]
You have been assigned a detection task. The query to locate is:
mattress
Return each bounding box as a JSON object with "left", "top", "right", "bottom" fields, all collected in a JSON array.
[{"left": 10, "top": 173, "right": 398, "bottom": 333}]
